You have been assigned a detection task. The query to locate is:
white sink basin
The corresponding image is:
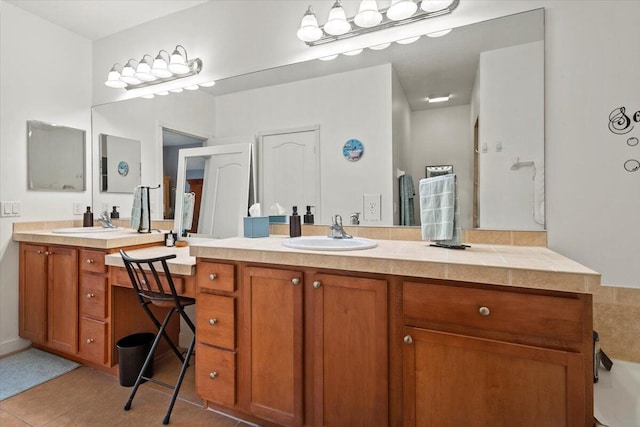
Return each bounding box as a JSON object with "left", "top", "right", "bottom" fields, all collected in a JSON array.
[
  {"left": 52, "top": 226, "right": 122, "bottom": 234},
  {"left": 282, "top": 236, "right": 378, "bottom": 251}
]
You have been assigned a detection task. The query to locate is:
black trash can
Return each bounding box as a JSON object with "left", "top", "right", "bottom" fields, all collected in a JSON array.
[{"left": 116, "top": 332, "right": 155, "bottom": 387}]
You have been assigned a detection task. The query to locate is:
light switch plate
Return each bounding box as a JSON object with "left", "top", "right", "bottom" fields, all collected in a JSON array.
[
  {"left": 1, "top": 201, "right": 20, "bottom": 217},
  {"left": 73, "top": 201, "right": 84, "bottom": 215},
  {"left": 363, "top": 194, "right": 381, "bottom": 222},
  {"left": 11, "top": 201, "right": 21, "bottom": 215}
]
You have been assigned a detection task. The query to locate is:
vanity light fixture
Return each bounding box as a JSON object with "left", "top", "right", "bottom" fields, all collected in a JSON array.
[
  {"left": 296, "top": 0, "right": 459, "bottom": 46},
  {"left": 104, "top": 45, "right": 203, "bottom": 91}
]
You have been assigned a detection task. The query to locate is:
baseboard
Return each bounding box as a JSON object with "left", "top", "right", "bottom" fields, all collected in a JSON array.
[{"left": 0, "top": 337, "right": 31, "bottom": 357}]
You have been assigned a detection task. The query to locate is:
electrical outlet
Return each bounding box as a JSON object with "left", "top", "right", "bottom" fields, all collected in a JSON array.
[
  {"left": 73, "top": 202, "right": 84, "bottom": 215},
  {"left": 363, "top": 194, "right": 381, "bottom": 222}
]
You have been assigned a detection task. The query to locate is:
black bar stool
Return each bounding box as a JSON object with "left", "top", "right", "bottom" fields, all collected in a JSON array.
[{"left": 119, "top": 249, "right": 196, "bottom": 425}]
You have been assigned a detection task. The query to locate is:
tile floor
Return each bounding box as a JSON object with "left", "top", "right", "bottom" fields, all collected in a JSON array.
[{"left": 0, "top": 352, "right": 253, "bottom": 426}]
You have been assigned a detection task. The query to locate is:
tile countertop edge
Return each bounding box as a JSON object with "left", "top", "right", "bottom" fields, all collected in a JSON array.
[{"left": 189, "top": 236, "right": 600, "bottom": 294}]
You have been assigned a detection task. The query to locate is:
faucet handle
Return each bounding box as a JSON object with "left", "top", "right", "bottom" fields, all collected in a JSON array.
[{"left": 332, "top": 214, "right": 343, "bottom": 226}]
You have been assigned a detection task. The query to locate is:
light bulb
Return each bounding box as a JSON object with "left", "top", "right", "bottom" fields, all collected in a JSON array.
[
  {"left": 426, "top": 29, "right": 452, "bottom": 38},
  {"left": 386, "top": 0, "right": 417, "bottom": 21},
  {"left": 343, "top": 48, "right": 363, "bottom": 56},
  {"left": 324, "top": 1, "right": 351, "bottom": 36},
  {"left": 369, "top": 42, "right": 391, "bottom": 50},
  {"left": 169, "top": 46, "right": 190, "bottom": 74},
  {"left": 134, "top": 57, "right": 157, "bottom": 82},
  {"left": 396, "top": 35, "right": 421, "bottom": 44},
  {"left": 105, "top": 66, "right": 127, "bottom": 88},
  {"left": 319, "top": 54, "right": 339, "bottom": 61},
  {"left": 184, "top": 84, "right": 200, "bottom": 91},
  {"left": 354, "top": 0, "right": 382, "bottom": 28},
  {"left": 151, "top": 53, "right": 173, "bottom": 78},
  {"left": 297, "top": 6, "right": 323, "bottom": 42},
  {"left": 120, "top": 61, "right": 142, "bottom": 85},
  {"left": 420, "top": 0, "right": 454, "bottom": 13},
  {"left": 199, "top": 81, "right": 216, "bottom": 87}
]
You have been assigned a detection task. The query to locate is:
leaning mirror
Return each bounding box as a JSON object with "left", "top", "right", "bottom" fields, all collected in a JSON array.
[
  {"left": 27, "top": 120, "right": 86, "bottom": 191},
  {"left": 99, "top": 134, "right": 141, "bottom": 193}
]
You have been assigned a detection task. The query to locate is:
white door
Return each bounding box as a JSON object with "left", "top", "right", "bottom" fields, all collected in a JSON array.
[
  {"left": 259, "top": 128, "right": 319, "bottom": 218},
  {"left": 174, "top": 144, "right": 252, "bottom": 238}
]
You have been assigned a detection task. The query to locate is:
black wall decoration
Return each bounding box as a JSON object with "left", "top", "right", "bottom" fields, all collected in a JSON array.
[{"left": 608, "top": 106, "right": 639, "bottom": 173}]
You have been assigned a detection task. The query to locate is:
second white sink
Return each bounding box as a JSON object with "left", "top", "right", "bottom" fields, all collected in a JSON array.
[{"left": 282, "top": 236, "right": 378, "bottom": 251}]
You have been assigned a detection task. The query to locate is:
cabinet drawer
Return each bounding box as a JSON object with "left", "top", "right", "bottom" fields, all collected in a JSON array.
[
  {"left": 79, "top": 318, "right": 107, "bottom": 365},
  {"left": 196, "top": 343, "right": 235, "bottom": 407},
  {"left": 403, "top": 281, "right": 584, "bottom": 344},
  {"left": 80, "top": 275, "right": 108, "bottom": 319},
  {"left": 113, "top": 268, "right": 184, "bottom": 295},
  {"left": 197, "top": 294, "right": 235, "bottom": 349},
  {"left": 79, "top": 249, "right": 107, "bottom": 274},
  {"left": 197, "top": 262, "right": 235, "bottom": 292}
]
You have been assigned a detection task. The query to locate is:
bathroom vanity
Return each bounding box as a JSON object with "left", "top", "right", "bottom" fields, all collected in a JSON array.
[
  {"left": 14, "top": 225, "right": 597, "bottom": 426},
  {"left": 189, "top": 236, "right": 596, "bottom": 427}
]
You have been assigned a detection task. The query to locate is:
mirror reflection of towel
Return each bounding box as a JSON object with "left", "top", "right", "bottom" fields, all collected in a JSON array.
[
  {"left": 130, "top": 186, "right": 149, "bottom": 231},
  {"left": 182, "top": 192, "right": 195, "bottom": 231},
  {"left": 419, "top": 174, "right": 461, "bottom": 245},
  {"left": 399, "top": 174, "right": 415, "bottom": 226}
]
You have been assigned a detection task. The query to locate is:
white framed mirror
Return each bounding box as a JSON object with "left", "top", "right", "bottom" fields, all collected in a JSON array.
[{"left": 27, "top": 120, "right": 86, "bottom": 191}]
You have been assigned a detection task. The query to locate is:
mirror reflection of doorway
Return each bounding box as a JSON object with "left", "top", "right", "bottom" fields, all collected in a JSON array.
[{"left": 162, "top": 128, "right": 207, "bottom": 219}]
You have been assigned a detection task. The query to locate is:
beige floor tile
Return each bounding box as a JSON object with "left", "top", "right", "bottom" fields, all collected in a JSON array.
[
  {"left": 0, "top": 362, "right": 250, "bottom": 427},
  {"left": 0, "top": 409, "right": 30, "bottom": 426}
]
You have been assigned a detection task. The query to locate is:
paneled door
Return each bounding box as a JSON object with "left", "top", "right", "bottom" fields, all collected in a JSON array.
[{"left": 259, "top": 127, "right": 319, "bottom": 218}]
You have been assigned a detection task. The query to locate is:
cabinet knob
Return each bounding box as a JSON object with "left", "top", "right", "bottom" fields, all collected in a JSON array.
[
  {"left": 209, "top": 372, "right": 218, "bottom": 379},
  {"left": 141, "top": 279, "right": 146, "bottom": 286},
  {"left": 404, "top": 335, "right": 413, "bottom": 345},
  {"left": 36, "top": 250, "right": 43, "bottom": 254},
  {"left": 86, "top": 293, "right": 95, "bottom": 299},
  {"left": 44, "top": 251, "right": 51, "bottom": 256},
  {"left": 209, "top": 273, "right": 217, "bottom": 281},
  {"left": 209, "top": 318, "right": 217, "bottom": 326},
  {"left": 478, "top": 306, "right": 491, "bottom": 317},
  {"left": 86, "top": 259, "right": 94, "bottom": 264},
  {"left": 291, "top": 277, "right": 301, "bottom": 286},
  {"left": 312, "top": 281, "right": 321, "bottom": 289},
  {"left": 86, "top": 338, "right": 94, "bottom": 344}
]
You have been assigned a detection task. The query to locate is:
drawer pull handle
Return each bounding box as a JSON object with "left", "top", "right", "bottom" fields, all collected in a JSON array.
[
  {"left": 209, "top": 372, "right": 218, "bottom": 379},
  {"left": 479, "top": 306, "right": 491, "bottom": 317},
  {"left": 312, "top": 281, "right": 322, "bottom": 289},
  {"left": 86, "top": 259, "right": 94, "bottom": 264},
  {"left": 403, "top": 335, "right": 413, "bottom": 345},
  {"left": 86, "top": 338, "right": 94, "bottom": 344},
  {"left": 291, "top": 278, "right": 301, "bottom": 286},
  {"left": 209, "top": 318, "right": 217, "bottom": 326},
  {"left": 86, "top": 293, "right": 95, "bottom": 299},
  {"left": 209, "top": 273, "right": 217, "bottom": 281}
]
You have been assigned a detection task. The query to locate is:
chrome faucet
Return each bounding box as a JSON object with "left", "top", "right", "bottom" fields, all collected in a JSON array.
[
  {"left": 329, "top": 214, "right": 352, "bottom": 239},
  {"left": 96, "top": 211, "right": 116, "bottom": 228}
]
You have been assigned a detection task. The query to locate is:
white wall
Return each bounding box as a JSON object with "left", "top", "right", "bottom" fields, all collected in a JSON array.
[
  {"left": 91, "top": 91, "right": 216, "bottom": 218},
  {"left": 392, "top": 68, "right": 412, "bottom": 225},
  {"left": 214, "top": 65, "right": 394, "bottom": 225},
  {"left": 410, "top": 105, "right": 474, "bottom": 229},
  {"left": 0, "top": 1, "right": 92, "bottom": 354},
  {"left": 478, "top": 41, "right": 545, "bottom": 230}
]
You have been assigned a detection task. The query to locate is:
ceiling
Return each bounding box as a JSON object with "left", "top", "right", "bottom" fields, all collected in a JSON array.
[{"left": 5, "top": 0, "right": 209, "bottom": 40}]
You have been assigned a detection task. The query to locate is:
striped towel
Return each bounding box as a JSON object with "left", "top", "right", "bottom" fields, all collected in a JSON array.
[
  {"left": 130, "top": 186, "right": 149, "bottom": 231},
  {"left": 419, "top": 174, "right": 461, "bottom": 245},
  {"left": 182, "top": 192, "right": 195, "bottom": 232}
]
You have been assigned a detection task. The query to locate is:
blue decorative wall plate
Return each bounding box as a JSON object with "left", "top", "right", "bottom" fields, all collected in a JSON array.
[
  {"left": 343, "top": 139, "right": 364, "bottom": 162},
  {"left": 117, "top": 161, "right": 129, "bottom": 176}
]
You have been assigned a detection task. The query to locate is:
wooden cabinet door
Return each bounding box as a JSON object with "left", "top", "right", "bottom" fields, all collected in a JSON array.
[
  {"left": 310, "top": 273, "right": 388, "bottom": 427},
  {"left": 241, "top": 266, "right": 303, "bottom": 426},
  {"left": 403, "top": 327, "right": 586, "bottom": 427},
  {"left": 19, "top": 244, "right": 48, "bottom": 344},
  {"left": 47, "top": 246, "right": 78, "bottom": 354}
]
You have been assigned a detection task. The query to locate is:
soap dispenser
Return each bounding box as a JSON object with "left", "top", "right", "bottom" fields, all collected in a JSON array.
[
  {"left": 83, "top": 206, "right": 93, "bottom": 227},
  {"left": 304, "top": 205, "right": 315, "bottom": 225},
  {"left": 110, "top": 206, "right": 120, "bottom": 219},
  {"left": 289, "top": 206, "right": 301, "bottom": 237}
]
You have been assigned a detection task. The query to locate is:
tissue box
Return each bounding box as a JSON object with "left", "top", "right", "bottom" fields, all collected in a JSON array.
[
  {"left": 243, "top": 216, "right": 269, "bottom": 238},
  {"left": 268, "top": 215, "right": 287, "bottom": 224}
]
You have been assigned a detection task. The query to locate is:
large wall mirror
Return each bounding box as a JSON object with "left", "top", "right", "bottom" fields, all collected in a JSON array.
[
  {"left": 27, "top": 120, "right": 86, "bottom": 191},
  {"left": 91, "top": 9, "right": 544, "bottom": 232}
]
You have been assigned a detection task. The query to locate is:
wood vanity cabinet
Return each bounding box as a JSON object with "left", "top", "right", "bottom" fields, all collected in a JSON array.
[
  {"left": 19, "top": 243, "right": 78, "bottom": 354},
  {"left": 77, "top": 249, "right": 109, "bottom": 364},
  {"left": 402, "top": 280, "right": 592, "bottom": 427}
]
